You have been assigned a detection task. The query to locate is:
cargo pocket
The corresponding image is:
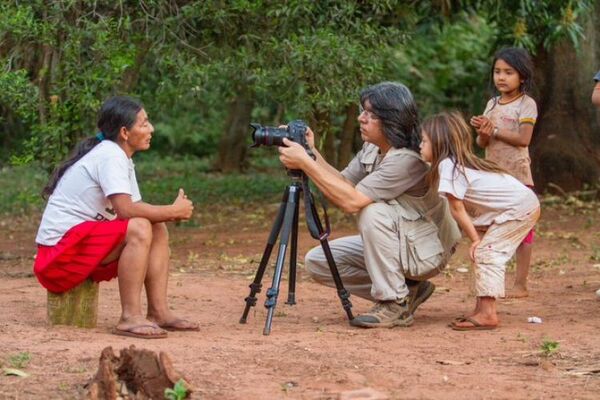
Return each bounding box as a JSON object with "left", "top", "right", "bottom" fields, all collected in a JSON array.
[{"left": 400, "top": 219, "right": 445, "bottom": 279}]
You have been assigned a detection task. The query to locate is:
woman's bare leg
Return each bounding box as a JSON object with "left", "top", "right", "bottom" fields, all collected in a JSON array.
[
  {"left": 145, "top": 223, "right": 198, "bottom": 330},
  {"left": 113, "top": 218, "right": 166, "bottom": 335}
]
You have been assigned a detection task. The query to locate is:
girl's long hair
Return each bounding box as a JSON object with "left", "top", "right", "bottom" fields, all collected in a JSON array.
[
  {"left": 42, "top": 96, "right": 143, "bottom": 199},
  {"left": 422, "top": 111, "right": 507, "bottom": 186}
]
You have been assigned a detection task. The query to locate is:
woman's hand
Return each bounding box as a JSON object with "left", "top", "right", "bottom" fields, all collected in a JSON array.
[
  {"left": 172, "top": 188, "right": 193, "bottom": 220},
  {"left": 469, "top": 238, "right": 481, "bottom": 262},
  {"left": 278, "top": 138, "right": 312, "bottom": 170}
]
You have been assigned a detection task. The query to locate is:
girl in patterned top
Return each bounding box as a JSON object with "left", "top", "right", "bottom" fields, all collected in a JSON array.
[{"left": 470, "top": 47, "right": 538, "bottom": 299}]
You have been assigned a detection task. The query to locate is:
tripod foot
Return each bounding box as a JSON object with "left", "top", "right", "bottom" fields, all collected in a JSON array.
[{"left": 285, "top": 292, "right": 296, "bottom": 305}]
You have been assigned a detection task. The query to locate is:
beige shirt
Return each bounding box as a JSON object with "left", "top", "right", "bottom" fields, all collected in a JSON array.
[
  {"left": 341, "top": 143, "right": 428, "bottom": 201},
  {"left": 483, "top": 94, "right": 537, "bottom": 186}
]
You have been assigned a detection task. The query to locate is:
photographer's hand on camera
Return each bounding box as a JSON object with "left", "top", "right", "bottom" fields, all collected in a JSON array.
[
  {"left": 277, "top": 138, "right": 372, "bottom": 214},
  {"left": 278, "top": 138, "right": 313, "bottom": 170}
]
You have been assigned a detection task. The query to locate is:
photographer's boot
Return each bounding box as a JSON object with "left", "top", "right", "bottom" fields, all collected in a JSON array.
[
  {"left": 350, "top": 298, "right": 413, "bottom": 328},
  {"left": 408, "top": 281, "right": 436, "bottom": 316}
]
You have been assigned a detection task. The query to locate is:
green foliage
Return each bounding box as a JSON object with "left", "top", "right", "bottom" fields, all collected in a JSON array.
[
  {"left": 0, "top": 0, "right": 593, "bottom": 169},
  {"left": 540, "top": 338, "right": 560, "bottom": 357},
  {"left": 8, "top": 352, "right": 31, "bottom": 369},
  {"left": 136, "top": 155, "right": 290, "bottom": 206},
  {"left": 164, "top": 379, "right": 188, "bottom": 400},
  {"left": 0, "top": 156, "right": 290, "bottom": 215},
  {"left": 590, "top": 246, "right": 600, "bottom": 262},
  {"left": 394, "top": 13, "right": 495, "bottom": 116},
  {"left": 0, "top": 165, "right": 47, "bottom": 214},
  {"left": 472, "top": 0, "right": 593, "bottom": 52}
]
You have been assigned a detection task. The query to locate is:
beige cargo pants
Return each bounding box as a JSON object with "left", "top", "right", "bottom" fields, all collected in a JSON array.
[
  {"left": 305, "top": 203, "right": 410, "bottom": 302},
  {"left": 474, "top": 207, "right": 541, "bottom": 298}
]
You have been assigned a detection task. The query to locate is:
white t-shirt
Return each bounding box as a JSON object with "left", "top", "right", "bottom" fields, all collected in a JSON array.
[
  {"left": 36, "top": 141, "right": 141, "bottom": 246},
  {"left": 437, "top": 158, "right": 539, "bottom": 227}
]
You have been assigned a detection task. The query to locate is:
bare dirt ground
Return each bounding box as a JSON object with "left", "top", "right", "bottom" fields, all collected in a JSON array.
[{"left": 1, "top": 201, "right": 600, "bottom": 399}]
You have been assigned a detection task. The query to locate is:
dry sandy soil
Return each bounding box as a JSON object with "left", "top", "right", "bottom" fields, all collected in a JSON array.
[{"left": 1, "top": 201, "right": 599, "bottom": 399}]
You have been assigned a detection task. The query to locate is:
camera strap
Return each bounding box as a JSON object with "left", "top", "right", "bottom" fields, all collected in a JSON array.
[{"left": 302, "top": 174, "right": 330, "bottom": 241}]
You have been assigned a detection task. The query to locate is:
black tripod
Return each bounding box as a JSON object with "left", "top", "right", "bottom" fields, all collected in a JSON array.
[{"left": 239, "top": 173, "right": 354, "bottom": 335}]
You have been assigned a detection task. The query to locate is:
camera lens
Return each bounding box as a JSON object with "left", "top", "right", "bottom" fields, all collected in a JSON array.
[{"left": 250, "top": 124, "right": 288, "bottom": 147}]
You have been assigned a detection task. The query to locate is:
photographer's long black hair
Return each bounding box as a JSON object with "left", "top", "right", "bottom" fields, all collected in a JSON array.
[
  {"left": 359, "top": 82, "right": 421, "bottom": 152},
  {"left": 42, "top": 96, "right": 143, "bottom": 199}
]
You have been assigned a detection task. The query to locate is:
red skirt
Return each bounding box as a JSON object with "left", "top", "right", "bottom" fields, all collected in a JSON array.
[{"left": 34, "top": 219, "right": 129, "bottom": 293}]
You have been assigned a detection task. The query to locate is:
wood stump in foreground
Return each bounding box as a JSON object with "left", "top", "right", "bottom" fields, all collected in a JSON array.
[
  {"left": 86, "top": 346, "right": 193, "bottom": 400},
  {"left": 47, "top": 279, "right": 99, "bottom": 328}
]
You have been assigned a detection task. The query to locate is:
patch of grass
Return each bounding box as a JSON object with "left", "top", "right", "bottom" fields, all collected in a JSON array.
[
  {"left": 136, "top": 156, "right": 289, "bottom": 206},
  {"left": 57, "top": 382, "right": 70, "bottom": 391},
  {"left": 0, "top": 165, "right": 47, "bottom": 214},
  {"left": 590, "top": 246, "right": 600, "bottom": 262},
  {"left": 532, "top": 254, "right": 570, "bottom": 272},
  {"left": 516, "top": 332, "right": 530, "bottom": 343},
  {"left": 540, "top": 338, "right": 560, "bottom": 357},
  {"left": 8, "top": 352, "right": 31, "bottom": 369},
  {"left": 0, "top": 156, "right": 290, "bottom": 215}
]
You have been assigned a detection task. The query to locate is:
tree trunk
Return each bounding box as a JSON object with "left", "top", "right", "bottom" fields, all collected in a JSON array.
[
  {"left": 530, "top": 5, "right": 600, "bottom": 192},
  {"left": 311, "top": 109, "right": 336, "bottom": 166},
  {"left": 214, "top": 91, "right": 254, "bottom": 172},
  {"left": 337, "top": 103, "right": 359, "bottom": 169},
  {"left": 47, "top": 279, "right": 99, "bottom": 328},
  {"left": 119, "top": 41, "right": 151, "bottom": 93},
  {"left": 37, "top": 43, "right": 53, "bottom": 125}
]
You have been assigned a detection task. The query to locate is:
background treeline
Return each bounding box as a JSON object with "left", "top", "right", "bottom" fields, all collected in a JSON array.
[{"left": 1, "top": 0, "right": 599, "bottom": 192}]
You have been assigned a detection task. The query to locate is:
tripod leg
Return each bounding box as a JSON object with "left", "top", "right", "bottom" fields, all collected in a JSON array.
[
  {"left": 240, "top": 187, "right": 289, "bottom": 324},
  {"left": 319, "top": 239, "right": 354, "bottom": 320},
  {"left": 308, "top": 200, "right": 354, "bottom": 320},
  {"left": 263, "top": 184, "right": 300, "bottom": 335},
  {"left": 286, "top": 189, "right": 300, "bottom": 305}
]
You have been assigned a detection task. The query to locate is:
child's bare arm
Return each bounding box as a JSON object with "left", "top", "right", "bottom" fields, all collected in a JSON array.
[
  {"left": 446, "top": 194, "right": 481, "bottom": 261},
  {"left": 491, "top": 123, "right": 534, "bottom": 147},
  {"left": 593, "top": 82, "right": 600, "bottom": 107}
]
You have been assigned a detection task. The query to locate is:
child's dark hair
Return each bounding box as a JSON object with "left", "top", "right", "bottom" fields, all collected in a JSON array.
[
  {"left": 42, "top": 96, "right": 143, "bottom": 199},
  {"left": 490, "top": 47, "right": 534, "bottom": 96}
]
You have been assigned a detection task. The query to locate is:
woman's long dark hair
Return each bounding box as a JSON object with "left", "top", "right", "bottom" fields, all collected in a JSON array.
[
  {"left": 42, "top": 96, "right": 143, "bottom": 199},
  {"left": 359, "top": 82, "right": 421, "bottom": 152}
]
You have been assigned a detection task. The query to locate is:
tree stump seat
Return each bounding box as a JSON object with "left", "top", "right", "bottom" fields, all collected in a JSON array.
[{"left": 47, "top": 279, "right": 99, "bottom": 328}]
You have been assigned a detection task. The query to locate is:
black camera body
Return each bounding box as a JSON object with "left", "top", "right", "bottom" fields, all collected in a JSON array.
[{"left": 250, "top": 120, "right": 309, "bottom": 151}]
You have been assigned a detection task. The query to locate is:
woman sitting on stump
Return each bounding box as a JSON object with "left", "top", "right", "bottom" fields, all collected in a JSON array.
[{"left": 34, "top": 96, "right": 199, "bottom": 338}]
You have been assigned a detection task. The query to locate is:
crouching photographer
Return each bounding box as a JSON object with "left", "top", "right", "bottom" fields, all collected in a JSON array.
[{"left": 278, "top": 82, "right": 461, "bottom": 328}]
